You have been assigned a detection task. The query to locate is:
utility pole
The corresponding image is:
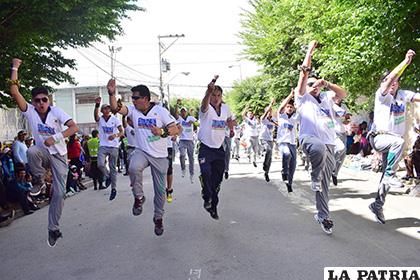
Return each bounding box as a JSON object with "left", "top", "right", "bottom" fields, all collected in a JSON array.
[
  {"left": 109, "top": 46, "right": 122, "bottom": 79},
  {"left": 158, "top": 34, "right": 185, "bottom": 104}
]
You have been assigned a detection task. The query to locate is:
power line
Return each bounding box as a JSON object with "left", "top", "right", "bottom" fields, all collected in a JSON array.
[
  {"left": 75, "top": 49, "right": 131, "bottom": 87},
  {"left": 89, "top": 45, "right": 159, "bottom": 81}
]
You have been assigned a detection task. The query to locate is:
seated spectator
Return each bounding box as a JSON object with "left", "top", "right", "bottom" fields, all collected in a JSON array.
[
  {"left": 12, "top": 130, "right": 29, "bottom": 171},
  {"left": 7, "top": 166, "right": 39, "bottom": 215},
  {"left": 66, "top": 165, "right": 79, "bottom": 195},
  {"left": 1, "top": 147, "right": 15, "bottom": 184},
  {"left": 402, "top": 128, "right": 420, "bottom": 180}
]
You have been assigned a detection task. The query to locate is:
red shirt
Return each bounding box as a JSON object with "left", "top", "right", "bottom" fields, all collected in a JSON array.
[{"left": 67, "top": 140, "right": 82, "bottom": 159}]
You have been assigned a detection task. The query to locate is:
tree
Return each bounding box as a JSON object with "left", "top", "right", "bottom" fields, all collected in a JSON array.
[
  {"left": 0, "top": 0, "right": 141, "bottom": 108},
  {"left": 240, "top": 0, "right": 420, "bottom": 111}
]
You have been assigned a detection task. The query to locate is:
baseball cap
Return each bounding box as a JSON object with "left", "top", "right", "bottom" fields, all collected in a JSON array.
[
  {"left": 101, "top": 104, "right": 111, "bottom": 111},
  {"left": 180, "top": 107, "right": 187, "bottom": 112},
  {"left": 3, "top": 147, "right": 11, "bottom": 154}
]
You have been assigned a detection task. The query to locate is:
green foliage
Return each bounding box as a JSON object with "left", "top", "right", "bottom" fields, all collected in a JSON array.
[
  {"left": 0, "top": 0, "right": 141, "bottom": 108},
  {"left": 169, "top": 97, "right": 201, "bottom": 119},
  {"left": 240, "top": 0, "right": 420, "bottom": 112},
  {"left": 225, "top": 75, "right": 288, "bottom": 120}
]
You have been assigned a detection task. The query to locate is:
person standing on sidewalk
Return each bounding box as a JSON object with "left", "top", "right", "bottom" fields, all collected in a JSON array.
[
  {"left": 368, "top": 49, "right": 420, "bottom": 224},
  {"left": 198, "top": 75, "right": 235, "bottom": 220},
  {"left": 108, "top": 79, "right": 178, "bottom": 236},
  {"left": 174, "top": 99, "right": 197, "bottom": 183},
  {"left": 8, "top": 58, "right": 79, "bottom": 247},
  {"left": 277, "top": 91, "right": 298, "bottom": 192},
  {"left": 86, "top": 130, "right": 104, "bottom": 190},
  {"left": 295, "top": 41, "right": 347, "bottom": 235},
  {"left": 94, "top": 97, "right": 124, "bottom": 201},
  {"left": 260, "top": 98, "right": 277, "bottom": 183}
]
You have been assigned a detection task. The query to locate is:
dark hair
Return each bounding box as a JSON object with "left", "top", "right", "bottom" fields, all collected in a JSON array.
[
  {"left": 214, "top": 85, "right": 223, "bottom": 94},
  {"left": 31, "top": 86, "right": 49, "bottom": 98},
  {"left": 131, "top": 85, "right": 151, "bottom": 101},
  {"left": 92, "top": 129, "right": 99, "bottom": 138}
]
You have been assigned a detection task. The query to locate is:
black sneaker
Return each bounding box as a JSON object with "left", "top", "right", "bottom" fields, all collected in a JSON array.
[
  {"left": 332, "top": 175, "right": 338, "bottom": 186},
  {"left": 132, "top": 196, "right": 146, "bottom": 216},
  {"left": 264, "top": 172, "right": 270, "bottom": 182},
  {"left": 98, "top": 184, "right": 107, "bottom": 190},
  {"left": 105, "top": 177, "right": 112, "bottom": 188},
  {"left": 314, "top": 214, "right": 333, "bottom": 235},
  {"left": 253, "top": 162, "right": 257, "bottom": 168},
  {"left": 153, "top": 217, "right": 164, "bottom": 236},
  {"left": 210, "top": 208, "right": 219, "bottom": 220},
  {"left": 109, "top": 189, "right": 117, "bottom": 201},
  {"left": 369, "top": 203, "right": 385, "bottom": 224},
  {"left": 203, "top": 200, "right": 212, "bottom": 212},
  {"left": 282, "top": 174, "right": 288, "bottom": 181},
  {"left": 224, "top": 172, "right": 229, "bottom": 180},
  {"left": 286, "top": 183, "right": 293, "bottom": 193},
  {"left": 48, "top": 230, "right": 63, "bottom": 247}
]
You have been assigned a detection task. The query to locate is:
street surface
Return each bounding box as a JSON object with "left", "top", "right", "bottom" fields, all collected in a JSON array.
[{"left": 0, "top": 155, "right": 419, "bottom": 280}]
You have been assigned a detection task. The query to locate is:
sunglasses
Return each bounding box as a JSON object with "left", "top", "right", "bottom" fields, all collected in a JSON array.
[
  {"left": 307, "top": 82, "right": 315, "bottom": 87},
  {"left": 131, "top": 95, "right": 146, "bottom": 100},
  {"left": 34, "top": 97, "right": 49, "bottom": 103}
]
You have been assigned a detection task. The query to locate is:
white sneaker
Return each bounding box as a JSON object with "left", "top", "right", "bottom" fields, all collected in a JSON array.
[
  {"left": 311, "top": 182, "right": 322, "bottom": 192},
  {"left": 383, "top": 175, "right": 404, "bottom": 188},
  {"left": 190, "top": 175, "right": 194, "bottom": 184}
]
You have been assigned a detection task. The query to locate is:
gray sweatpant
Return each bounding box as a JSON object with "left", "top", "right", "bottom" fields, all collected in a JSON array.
[
  {"left": 247, "top": 136, "right": 259, "bottom": 162},
  {"left": 300, "top": 136, "right": 335, "bottom": 220},
  {"left": 333, "top": 132, "right": 347, "bottom": 177},
  {"left": 97, "top": 146, "right": 119, "bottom": 189},
  {"left": 179, "top": 140, "right": 195, "bottom": 176},
  {"left": 232, "top": 138, "right": 240, "bottom": 158},
  {"left": 27, "top": 145, "right": 67, "bottom": 231},
  {"left": 223, "top": 137, "right": 232, "bottom": 172},
  {"left": 129, "top": 149, "right": 168, "bottom": 219},
  {"left": 369, "top": 134, "right": 405, "bottom": 209}
]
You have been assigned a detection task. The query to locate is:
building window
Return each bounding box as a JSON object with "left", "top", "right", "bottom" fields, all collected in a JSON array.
[{"left": 76, "top": 93, "right": 98, "bottom": 104}]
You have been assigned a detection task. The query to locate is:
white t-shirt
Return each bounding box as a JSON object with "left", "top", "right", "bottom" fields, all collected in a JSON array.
[
  {"left": 198, "top": 104, "right": 232, "bottom": 148},
  {"left": 98, "top": 115, "right": 122, "bottom": 148},
  {"left": 332, "top": 102, "right": 349, "bottom": 135},
  {"left": 372, "top": 89, "right": 418, "bottom": 136},
  {"left": 260, "top": 117, "right": 276, "bottom": 141},
  {"left": 22, "top": 104, "right": 72, "bottom": 156},
  {"left": 295, "top": 91, "right": 336, "bottom": 145},
  {"left": 127, "top": 104, "right": 176, "bottom": 158},
  {"left": 233, "top": 125, "right": 242, "bottom": 139},
  {"left": 243, "top": 117, "right": 259, "bottom": 137},
  {"left": 177, "top": 115, "right": 197, "bottom": 141},
  {"left": 124, "top": 126, "right": 137, "bottom": 148},
  {"left": 277, "top": 113, "right": 298, "bottom": 145}
]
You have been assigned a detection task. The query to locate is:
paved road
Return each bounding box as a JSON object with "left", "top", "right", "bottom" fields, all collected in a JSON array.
[{"left": 0, "top": 156, "right": 419, "bottom": 280}]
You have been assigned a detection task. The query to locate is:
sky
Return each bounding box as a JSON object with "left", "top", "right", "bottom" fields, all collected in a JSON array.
[{"left": 60, "top": 0, "right": 260, "bottom": 100}]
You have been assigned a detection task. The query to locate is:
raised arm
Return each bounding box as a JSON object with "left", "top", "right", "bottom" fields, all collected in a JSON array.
[
  {"left": 312, "top": 79, "right": 347, "bottom": 101},
  {"left": 94, "top": 97, "right": 101, "bottom": 122},
  {"left": 201, "top": 75, "right": 219, "bottom": 113},
  {"left": 261, "top": 98, "right": 276, "bottom": 120},
  {"left": 108, "top": 79, "right": 128, "bottom": 116},
  {"left": 380, "top": 49, "right": 416, "bottom": 96},
  {"left": 9, "top": 58, "right": 28, "bottom": 112},
  {"left": 296, "top": 41, "right": 317, "bottom": 97},
  {"left": 278, "top": 89, "right": 294, "bottom": 114}
]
